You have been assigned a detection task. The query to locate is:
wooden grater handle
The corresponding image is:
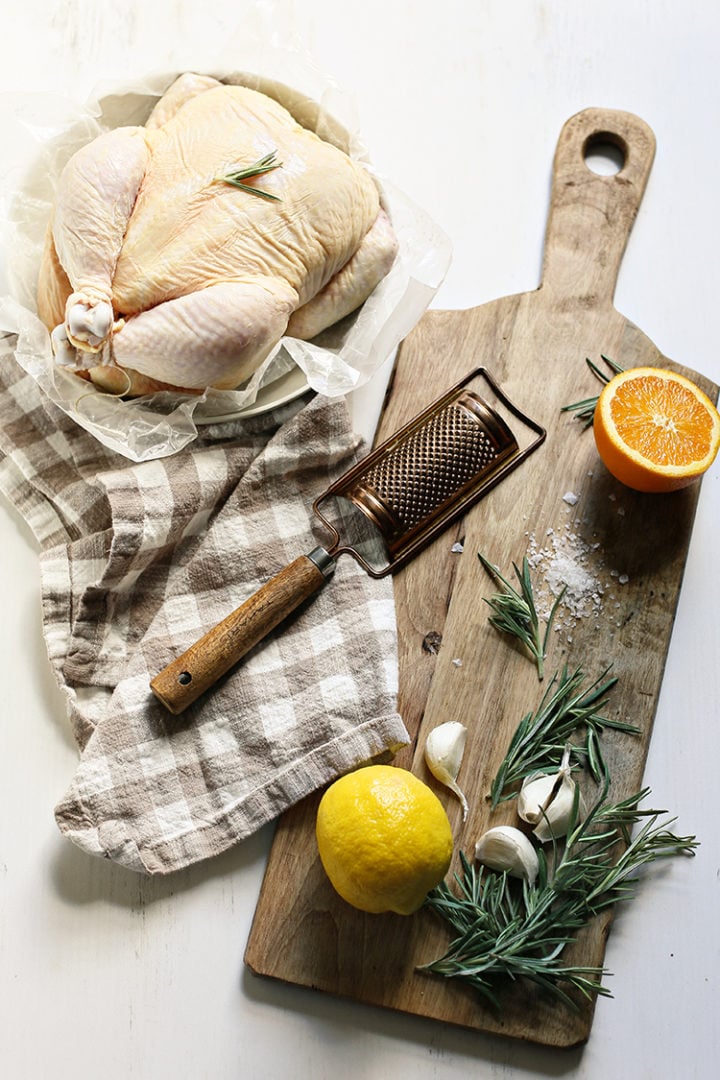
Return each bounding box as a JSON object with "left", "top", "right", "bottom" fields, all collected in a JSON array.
[
  {"left": 150, "top": 549, "right": 335, "bottom": 714},
  {"left": 540, "top": 107, "right": 656, "bottom": 305}
]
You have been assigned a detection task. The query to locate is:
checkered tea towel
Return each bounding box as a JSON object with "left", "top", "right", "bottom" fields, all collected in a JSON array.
[{"left": 0, "top": 342, "right": 409, "bottom": 874}]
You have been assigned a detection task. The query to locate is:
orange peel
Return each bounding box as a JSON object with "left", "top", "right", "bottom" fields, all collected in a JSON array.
[{"left": 593, "top": 366, "right": 720, "bottom": 492}]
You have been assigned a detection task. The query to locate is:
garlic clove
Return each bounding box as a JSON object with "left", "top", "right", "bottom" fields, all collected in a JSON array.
[
  {"left": 517, "top": 771, "right": 558, "bottom": 826},
  {"left": 475, "top": 825, "right": 539, "bottom": 884},
  {"left": 424, "top": 721, "right": 469, "bottom": 821},
  {"left": 533, "top": 775, "right": 586, "bottom": 843},
  {"left": 518, "top": 748, "right": 585, "bottom": 843}
]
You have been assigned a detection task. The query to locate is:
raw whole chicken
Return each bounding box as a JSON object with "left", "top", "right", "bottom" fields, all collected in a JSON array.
[{"left": 36, "top": 73, "right": 398, "bottom": 395}]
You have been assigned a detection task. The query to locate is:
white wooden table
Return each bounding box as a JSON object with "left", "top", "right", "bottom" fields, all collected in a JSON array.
[{"left": 1, "top": 3, "right": 718, "bottom": 1077}]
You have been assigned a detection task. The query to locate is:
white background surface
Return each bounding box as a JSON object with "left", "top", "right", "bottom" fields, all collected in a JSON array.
[{"left": 1, "top": 2, "right": 718, "bottom": 1077}]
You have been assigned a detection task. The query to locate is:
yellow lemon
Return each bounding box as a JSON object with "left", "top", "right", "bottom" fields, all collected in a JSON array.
[{"left": 316, "top": 764, "right": 453, "bottom": 915}]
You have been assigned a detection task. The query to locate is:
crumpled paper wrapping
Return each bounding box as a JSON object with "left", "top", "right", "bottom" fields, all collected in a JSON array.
[{"left": 0, "top": 20, "right": 451, "bottom": 461}]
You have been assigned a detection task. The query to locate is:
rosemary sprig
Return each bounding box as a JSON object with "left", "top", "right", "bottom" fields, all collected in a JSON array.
[
  {"left": 561, "top": 355, "right": 625, "bottom": 427},
  {"left": 420, "top": 788, "right": 698, "bottom": 1010},
  {"left": 478, "top": 553, "right": 565, "bottom": 680},
  {"left": 215, "top": 150, "right": 283, "bottom": 201},
  {"left": 489, "top": 665, "right": 639, "bottom": 807}
]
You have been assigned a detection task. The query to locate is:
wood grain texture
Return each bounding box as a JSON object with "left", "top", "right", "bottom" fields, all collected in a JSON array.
[{"left": 244, "top": 109, "right": 719, "bottom": 1046}]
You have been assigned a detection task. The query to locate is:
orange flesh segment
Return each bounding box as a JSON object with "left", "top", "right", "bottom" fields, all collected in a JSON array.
[{"left": 609, "top": 374, "right": 716, "bottom": 466}]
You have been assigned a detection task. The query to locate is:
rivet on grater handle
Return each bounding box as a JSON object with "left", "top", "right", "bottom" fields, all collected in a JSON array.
[{"left": 150, "top": 549, "right": 335, "bottom": 714}]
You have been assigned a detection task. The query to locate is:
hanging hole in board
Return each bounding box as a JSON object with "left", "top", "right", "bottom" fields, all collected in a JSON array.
[{"left": 583, "top": 131, "right": 627, "bottom": 176}]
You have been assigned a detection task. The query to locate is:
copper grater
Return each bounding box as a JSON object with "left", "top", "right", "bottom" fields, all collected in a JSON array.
[{"left": 151, "top": 367, "right": 545, "bottom": 713}]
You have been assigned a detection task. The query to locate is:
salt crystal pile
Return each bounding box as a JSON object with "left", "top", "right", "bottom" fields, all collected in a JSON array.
[{"left": 526, "top": 520, "right": 627, "bottom": 631}]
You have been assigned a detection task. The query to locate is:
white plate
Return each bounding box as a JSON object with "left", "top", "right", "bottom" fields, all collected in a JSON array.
[{"left": 192, "top": 363, "right": 311, "bottom": 425}]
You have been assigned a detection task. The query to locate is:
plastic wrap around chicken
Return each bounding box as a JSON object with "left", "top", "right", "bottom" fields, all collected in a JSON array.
[{"left": 0, "top": 70, "right": 451, "bottom": 460}]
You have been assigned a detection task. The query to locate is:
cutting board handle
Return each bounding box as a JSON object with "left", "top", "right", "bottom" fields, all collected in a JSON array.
[{"left": 540, "top": 107, "right": 656, "bottom": 305}]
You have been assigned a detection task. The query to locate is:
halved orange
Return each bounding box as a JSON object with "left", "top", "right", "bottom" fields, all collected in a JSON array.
[{"left": 593, "top": 366, "right": 720, "bottom": 493}]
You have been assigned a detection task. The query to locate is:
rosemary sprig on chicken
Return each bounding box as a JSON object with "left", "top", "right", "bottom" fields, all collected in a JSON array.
[{"left": 216, "top": 150, "right": 284, "bottom": 201}]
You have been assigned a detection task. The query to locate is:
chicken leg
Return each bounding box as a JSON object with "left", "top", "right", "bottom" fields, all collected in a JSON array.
[
  {"left": 49, "top": 125, "right": 150, "bottom": 353},
  {"left": 92, "top": 278, "right": 298, "bottom": 393}
]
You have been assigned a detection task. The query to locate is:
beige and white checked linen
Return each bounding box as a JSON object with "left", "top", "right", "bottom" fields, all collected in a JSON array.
[{"left": 0, "top": 340, "right": 409, "bottom": 873}]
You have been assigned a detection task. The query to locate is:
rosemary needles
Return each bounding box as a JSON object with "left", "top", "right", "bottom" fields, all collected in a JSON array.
[
  {"left": 421, "top": 788, "right": 698, "bottom": 1010},
  {"left": 562, "top": 354, "right": 625, "bottom": 427},
  {"left": 489, "top": 664, "right": 639, "bottom": 807},
  {"left": 478, "top": 553, "right": 564, "bottom": 679},
  {"left": 477, "top": 552, "right": 640, "bottom": 801},
  {"left": 215, "top": 150, "right": 283, "bottom": 201}
]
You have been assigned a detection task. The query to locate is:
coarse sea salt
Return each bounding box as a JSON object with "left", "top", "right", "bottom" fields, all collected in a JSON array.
[{"left": 526, "top": 522, "right": 628, "bottom": 631}]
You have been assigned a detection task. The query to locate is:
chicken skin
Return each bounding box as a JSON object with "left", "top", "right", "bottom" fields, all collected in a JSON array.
[{"left": 37, "top": 73, "right": 398, "bottom": 395}]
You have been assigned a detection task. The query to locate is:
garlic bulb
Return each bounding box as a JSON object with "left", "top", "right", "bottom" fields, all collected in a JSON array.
[
  {"left": 475, "top": 825, "right": 539, "bottom": 884},
  {"left": 424, "top": 722, "right": 469, "bottom": 821},
  {"left": 517, "top": 747, "right": 585, "bottom": 843}
]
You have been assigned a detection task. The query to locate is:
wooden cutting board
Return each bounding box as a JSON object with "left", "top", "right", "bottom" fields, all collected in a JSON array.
[{"left": 244, "top": 108, "right": 718, "bottom": 1047}]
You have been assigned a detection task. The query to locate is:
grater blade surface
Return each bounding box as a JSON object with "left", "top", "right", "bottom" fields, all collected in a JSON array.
[
  {"left": 356, "top": 392, "right": 513, "bottom": 528},
  {"left": 313, "top": 368, "right": 545, "bottom": 576}
]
